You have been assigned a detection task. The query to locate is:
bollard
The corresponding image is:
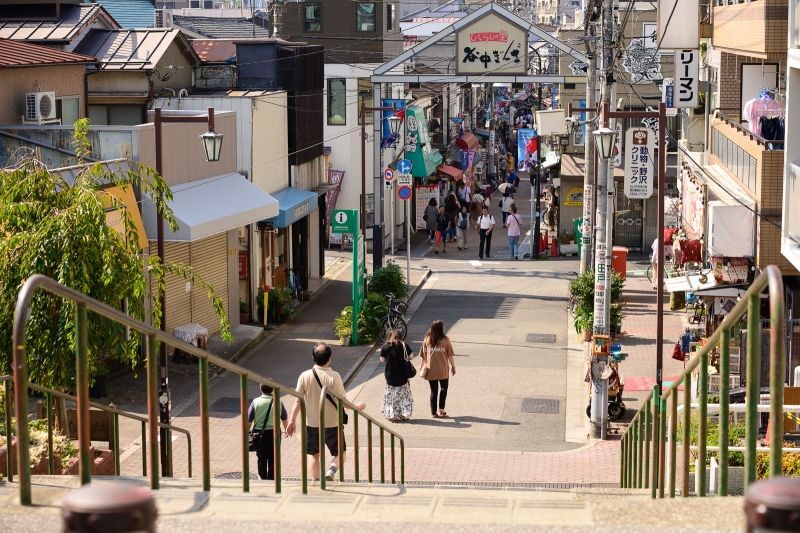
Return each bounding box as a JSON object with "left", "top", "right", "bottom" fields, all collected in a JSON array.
[
  {"left": 744, "top": 477, "right": 800, "bottom": 532},
  {"left": 61, "top": 481, "right": 157, "bottom": 533}
]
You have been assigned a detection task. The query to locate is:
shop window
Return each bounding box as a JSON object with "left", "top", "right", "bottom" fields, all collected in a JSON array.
[
  {"left": 304, "top": 3, "right": 321, "bottom": 32},
  {"left": 327, "top": 78, "right": 347, "bottom": 126},
  {"left": 356, "top": 2, "right": 376, "bottom": 32}
]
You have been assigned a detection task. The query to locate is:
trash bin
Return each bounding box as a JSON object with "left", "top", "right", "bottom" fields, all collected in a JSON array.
[
  {"left": 611, "top": 246, "right": 628, "bottom": 279},
  {"left": 573, "top": 218, "right": 583, "bottom": 257}
]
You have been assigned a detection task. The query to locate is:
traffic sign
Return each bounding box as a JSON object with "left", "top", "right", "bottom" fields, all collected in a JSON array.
[
  {"left": 384, "top": 180, "right": 392, "bottom": 190},
  {"left": 397, "top": 184, "right": 412, "bottom": 201},
  {"left": 397, "top": 173, "right": 412, "bottom": 186},
  {"left": 332, "top": 209, "right": 357, "bottom": 234},
  {"left": 397, "top": 159, "right": 413, "bottom": 175},
  {"left": 384, "top": 168, "right": 395, "bottom": 181}
]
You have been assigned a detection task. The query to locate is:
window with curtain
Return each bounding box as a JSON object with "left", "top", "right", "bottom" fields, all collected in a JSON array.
[
  {"left": 327, "top": 78, "right": 347, "bottom": 126},
  {"left": 304, "top": 3, "right": 321, "bottom": 32},
  {"left": 356, "top": 2, "right": 376, "bottom": 32}
]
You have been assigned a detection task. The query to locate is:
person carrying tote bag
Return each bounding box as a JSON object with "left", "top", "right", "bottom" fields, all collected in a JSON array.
[
  {"left": 418, "top": 320, "right": 456, "bottom": 418},
  {"left": 379, "top": 329, "right": 415, "bottom": 422}
]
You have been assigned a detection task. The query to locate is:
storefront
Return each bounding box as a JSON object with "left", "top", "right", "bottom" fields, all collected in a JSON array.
[
  {"left": 263, "top": 187, "right": 320, "bottom": 291},
  {"left": 142, "top": 172, "right": 279, "bottom": 332}
]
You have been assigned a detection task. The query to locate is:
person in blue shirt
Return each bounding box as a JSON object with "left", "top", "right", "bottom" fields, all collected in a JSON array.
[{"left": 248, "top": 384, "right": 288, "bottom": 480}]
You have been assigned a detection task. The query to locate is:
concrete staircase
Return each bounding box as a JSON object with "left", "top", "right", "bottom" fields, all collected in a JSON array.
[{"left": 0, "top": 476, "right": 746, "bottom": 531}]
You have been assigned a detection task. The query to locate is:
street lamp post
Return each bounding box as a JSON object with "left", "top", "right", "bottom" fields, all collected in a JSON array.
[
  {"left": 359, "top": 103, "right": 398, "bottom": 269},
  {"left": 153, "top": 107, "right": 222, "bottom": 476}
]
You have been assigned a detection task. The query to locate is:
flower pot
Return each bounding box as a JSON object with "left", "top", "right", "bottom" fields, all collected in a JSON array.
[{"left": 582, "top": 329, "right": 592, "bottom": 342}]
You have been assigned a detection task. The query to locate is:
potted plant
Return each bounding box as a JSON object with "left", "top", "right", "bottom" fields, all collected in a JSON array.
[
  {"left": 268, "top": 287, "right": 294, "bottom": 323},
  {"left": 569, "top": 271, "right": 625, "bottom": 340}
]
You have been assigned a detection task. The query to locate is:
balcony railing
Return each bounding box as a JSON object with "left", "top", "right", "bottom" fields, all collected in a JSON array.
[{"left": 620, "top": 265, "right": 786, "bottom": 497}]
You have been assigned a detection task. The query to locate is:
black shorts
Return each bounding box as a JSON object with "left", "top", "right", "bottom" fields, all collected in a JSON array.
[{"left": 306, "top": 426, "right": 346, "bottom": 456}]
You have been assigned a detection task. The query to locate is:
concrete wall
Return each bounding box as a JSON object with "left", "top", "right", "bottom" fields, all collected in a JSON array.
[
  {"left": 712, "top": 0, "right": 788, "bottom": 58},
  {"left": 0, "top": 65, "right": 86, "bottom": 124}
]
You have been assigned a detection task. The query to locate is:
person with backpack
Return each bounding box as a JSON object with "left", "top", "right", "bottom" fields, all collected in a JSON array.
[
  {"left": 456, "top": 205, "right": 470, "bottom": 251},
  {"left": 475, "top": 205, "right": 496, "bottom": 259},
  {"left": 435, "top": 205, "right": 451, "bottom": 254},
  {"left": 506, "top": 203, "right": 522, "bottom": 260},
  {"left": 248, "top": 384, "right": 288, "bottom": 480}
]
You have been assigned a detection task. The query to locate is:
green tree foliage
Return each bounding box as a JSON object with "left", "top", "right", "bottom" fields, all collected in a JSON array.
[
  {"left": 367, "top": 260, "right": 407, "bottom": 298},
  {"left": 0, "top": 120, "right": 230, "bottom": 390}
]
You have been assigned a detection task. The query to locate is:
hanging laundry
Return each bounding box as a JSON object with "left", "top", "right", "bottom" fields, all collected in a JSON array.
[{"left": 742, "top": 90, "right": 784, "bottom": 137}]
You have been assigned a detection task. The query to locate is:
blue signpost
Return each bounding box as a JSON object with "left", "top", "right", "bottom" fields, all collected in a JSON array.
[{"left": 332, "top": 209, "right": 363, "bottom": 344}]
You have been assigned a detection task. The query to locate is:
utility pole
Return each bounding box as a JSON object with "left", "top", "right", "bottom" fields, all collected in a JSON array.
[
  {"left": 580, "top": 25, "right": 598, "bottom": 274},
  {"left": 589, "top": 0, "right": 615, "bottom": 440}
]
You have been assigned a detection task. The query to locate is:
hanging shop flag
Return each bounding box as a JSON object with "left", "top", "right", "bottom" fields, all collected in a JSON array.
[
  {"left": 674, "top": 50, "right": 699, "bottom": 109},
  {"left": 624, "top": 128, "right": 655, "bottom": 199},
  {"left": 517, "top": 128, "right": 537, "bottom": 169}
]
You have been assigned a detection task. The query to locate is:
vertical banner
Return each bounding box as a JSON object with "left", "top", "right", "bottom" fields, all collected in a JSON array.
[
  {"left": 613, "top": 120, "right": 623, "bottom": 168},
  {"left": 517, "top": 128, "right": 537, "bottom": 169},
  {"left": 674, "top": 50, "right": 699, "bottom": 109},
  {"left": 624, "top": 128, "right": 655, "bottom": 199},
  {"left": 574, "top": 99, "right": 586, "bottom": 146},
  {"left": 593, "top": 241, "right": 608, "bottom": 332}
]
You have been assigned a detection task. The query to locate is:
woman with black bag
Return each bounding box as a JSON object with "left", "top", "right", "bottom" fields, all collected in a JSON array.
[{"left": 379, "top": 329, "right": 415, "bottom": 422}]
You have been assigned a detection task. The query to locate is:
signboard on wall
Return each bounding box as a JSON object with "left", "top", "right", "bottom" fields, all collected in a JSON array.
[
  {"left": 455, "top": 12, "right": 528, "bottom": 75},
  {"left": 674, "top": 50, "right": 699, "bottom": 109},
  {"left": 415, "top": 185, "right": 439, "bottom": 230}
]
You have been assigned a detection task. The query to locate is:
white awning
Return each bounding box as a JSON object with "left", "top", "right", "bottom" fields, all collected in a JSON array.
[
  {"left": 664, "top": 273, "right": 718, "bottom": 293},
  {"left": 142, "top": 173, "right": 279, "bottom": 242}
]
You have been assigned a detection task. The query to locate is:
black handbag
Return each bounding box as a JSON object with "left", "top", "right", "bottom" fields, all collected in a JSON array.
[
  {"left": 248, "top": 400, "right": 272, "bottom": 451},
  {"left": 313, "top": 369, "right": 349, "bottom": 424},
  {"left": 403, "top": 343, "right": 417, "bottom": 379}
]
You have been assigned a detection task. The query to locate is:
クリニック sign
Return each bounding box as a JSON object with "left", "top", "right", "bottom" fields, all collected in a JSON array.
[{"left": 624, "top": 128, "right": 655, "bottom": 199}]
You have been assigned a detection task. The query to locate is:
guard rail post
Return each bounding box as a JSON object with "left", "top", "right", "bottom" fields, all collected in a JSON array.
[
  {"left": 719, "top": 328, "right": 731, "bottom": 496},
  {"left": 745, "top": 293, "right": 760, "bottom": 488}
]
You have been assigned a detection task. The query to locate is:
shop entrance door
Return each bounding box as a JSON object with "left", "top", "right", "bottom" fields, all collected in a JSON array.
[
  {"left": 613, "top": 194, "right": 644, "bottom": 251},
  {"left": 291, "top": 217, "right": 309, "bottom": 290}
]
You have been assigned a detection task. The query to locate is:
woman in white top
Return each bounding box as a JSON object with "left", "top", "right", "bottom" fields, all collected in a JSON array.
[
  {"left": 506, "top": 204, "right": 522, "bottom": 260},
  {"left": 500, "top": 193, "right": 515, "bottom": 228}
]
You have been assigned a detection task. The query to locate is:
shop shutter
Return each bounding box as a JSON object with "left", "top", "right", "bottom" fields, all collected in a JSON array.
[
  {"left": 149, "top": 241, "right": 192, "bottom": 333},
  {"left": 190, "top": 233, "right": 229, "bottom": 334}
]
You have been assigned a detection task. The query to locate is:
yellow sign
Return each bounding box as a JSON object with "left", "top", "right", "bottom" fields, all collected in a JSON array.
[
  {"left": 564, "top": 187, "right": 584, "bottom": 206},
  {"left": 455, "top": 13, "right": 528, "bottom": 75},
  {"left": 99, "top": 185, "right": 149, "bottom": 251}
]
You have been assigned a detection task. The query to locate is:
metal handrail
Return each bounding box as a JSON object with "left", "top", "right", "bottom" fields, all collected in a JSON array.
[
  {"left": 0, "top": 374, "right": 191, "bottom": 480},
  {"left": 319, "top": 384, "right": 405, "bottom": 490},
  {"left": 620, "top": 265, "right": 785, "bottom": 498},
  {"left": 11, "top": 274, "right": 309, "bottom": 505},
  {"left": 714, "top": 111, "right": 785, "bottom": 148}
]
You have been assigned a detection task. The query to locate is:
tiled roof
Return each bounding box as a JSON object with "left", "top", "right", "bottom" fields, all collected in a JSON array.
[
  {"left": 172, "top": 15, "right": 270, "bottom": 39},
  {"left": 0, "top": 38, "right": 95, "bottom": 68},
  {"left": 96, "top": 0, "right": 156, "bottom": 29},
  {"left": 75, "top": 28, "right": 198, "bottom": 70},
  {"left": 191, "top": 39, "right": 237, "bottom": 63},
  {"left": 0, "top": 3, "right": 119, "bottom": 43}
]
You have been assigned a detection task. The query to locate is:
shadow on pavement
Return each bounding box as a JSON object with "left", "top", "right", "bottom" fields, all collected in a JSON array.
[{"left": 404, "top": 415, "right": 521, "bottom": 428}]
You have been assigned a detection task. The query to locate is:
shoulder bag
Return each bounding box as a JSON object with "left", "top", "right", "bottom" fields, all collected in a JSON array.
[
  {"left": 419, "top": 341, "right": 430, "bottom": 379},
  {"left": 312, "top": 368, "right": 349, "bottom": 424},
  {"left": 248, "top": 399, "right": 273, "bottom": 451},
  {"left": 403, "top": 342, "right": 417, "bottom": 380}
]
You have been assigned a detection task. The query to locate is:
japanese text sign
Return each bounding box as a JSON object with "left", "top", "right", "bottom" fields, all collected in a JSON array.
[
  {"left": 624, "top": 128, "right": 655, "bottom": 199},
  {"left": 455, "top": 13, "right": 527, "bottom": 75},
  {"left": 674, "top": 49, "right": 699, "bottom": 108}
]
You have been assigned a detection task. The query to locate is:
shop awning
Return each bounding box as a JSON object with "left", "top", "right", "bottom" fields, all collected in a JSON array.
[
  {"left": 664, "top": 274, "right": 719, "bottom": 293},
  {"left": 474, "top": 128, "right": 490, "bottom": 139},
  {"left": 456, "top": 132, "right": 480, "bottom": 151},
  {"left": 437, "top": 164, "right": 464, "bottom": 181},
  {"left": 266, "top": 187, "right": 319, "bottom": 229},
  {"left": 142, "top": 173, "right": 279, "bottom": 242}
]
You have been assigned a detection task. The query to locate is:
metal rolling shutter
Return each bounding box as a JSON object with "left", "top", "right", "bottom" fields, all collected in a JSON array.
[
  {"left": 149, "top": 241, "right": 192, "bottom": 333},
  {"left": 189, "top": 233, "right": 229, "bottom": 334}
]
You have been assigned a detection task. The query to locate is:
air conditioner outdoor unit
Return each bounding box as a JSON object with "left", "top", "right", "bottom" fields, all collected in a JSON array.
[{"left": 24, "top": 92, "right": 57, "bottom": 123}]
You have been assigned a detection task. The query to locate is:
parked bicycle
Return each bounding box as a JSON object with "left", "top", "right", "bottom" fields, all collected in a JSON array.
[
  {"left": 377, "top": 293, "right": 408, "bottom": 343},
  {"left": 287, "top": 268, "right": 307, "bottom": 302}
]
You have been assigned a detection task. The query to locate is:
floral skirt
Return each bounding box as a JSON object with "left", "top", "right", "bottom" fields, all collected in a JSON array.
[{"left": 381, "top": 382, "right": 413, "bottom": 420}]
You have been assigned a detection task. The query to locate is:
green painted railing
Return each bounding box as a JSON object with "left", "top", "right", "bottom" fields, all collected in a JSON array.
[
  {"left": 620, "top": 265, "right": 786, "bottom": 497},
  {"left": 11, "top": 274, "right": 311, "bottom": 505},
  {"left": 0, "top": 374, "right": 191, "bottom": 480},
  {"left": 318, "top": 385, "right": 405, "bottom": 490}
]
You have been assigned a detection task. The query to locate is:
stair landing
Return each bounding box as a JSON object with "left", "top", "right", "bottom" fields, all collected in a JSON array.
[{"left": 0, "top": 477, "right": 746, "bottom": 531}]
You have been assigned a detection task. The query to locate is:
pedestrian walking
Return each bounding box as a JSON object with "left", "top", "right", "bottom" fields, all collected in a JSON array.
[
  {"left": 418, "top": 320, "right": 456, "bottom": 418},
  {"left": 445, "top": 193, "right": 460, "bottom": 242},
  {"left": 507, "top": 204, "right": 522, "bottom": 260},
  {"left": 248, "top": 384, "right": 288, "bottom": 480},
  {"left": 456, "top": 205, "right": 469, "bottom": 251},
  {"left": 476, "top": 205, "right": 496, "bottom": 259},
  {"left": 286, "top": 343, "right": 366, "bottom": 481},
  {"left": 500, "top": 193, "right": 514, "bottom": 227},
  {"left": 379, "top": 330, "right": 415, "bottom": 422},
  {"left": 424, "top": 198, "right": 438, "bottom": 243},
  {"left": 435, "top": 206, "right": 450, "bottom": 254}
]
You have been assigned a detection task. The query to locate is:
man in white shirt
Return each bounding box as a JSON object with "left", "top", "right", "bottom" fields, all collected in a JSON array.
[{"left": 475, "top": 205, "right": 496, "bottom": 259}]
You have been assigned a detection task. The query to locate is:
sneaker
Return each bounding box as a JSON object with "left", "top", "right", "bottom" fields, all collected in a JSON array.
[{"left": 325, "top": 465, "right": 337, "bottom": 481}]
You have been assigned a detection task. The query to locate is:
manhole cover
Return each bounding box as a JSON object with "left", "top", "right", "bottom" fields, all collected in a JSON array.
[
  {"left": 527, "top": 333, "right": 557, "bottom": 344},
  {"left": 215, "top": 471, "right": 259, "bottom": 480},
  {"left": 521, "top": 398, "right": 560, "bottom": 414},
  {"left": 210, "top": 397, "right": 242, "bottom": 413}
]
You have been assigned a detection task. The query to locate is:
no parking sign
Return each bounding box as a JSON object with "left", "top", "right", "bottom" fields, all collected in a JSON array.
[{"left": 397, "top": 185, "right": 412, "bottom": 201}]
